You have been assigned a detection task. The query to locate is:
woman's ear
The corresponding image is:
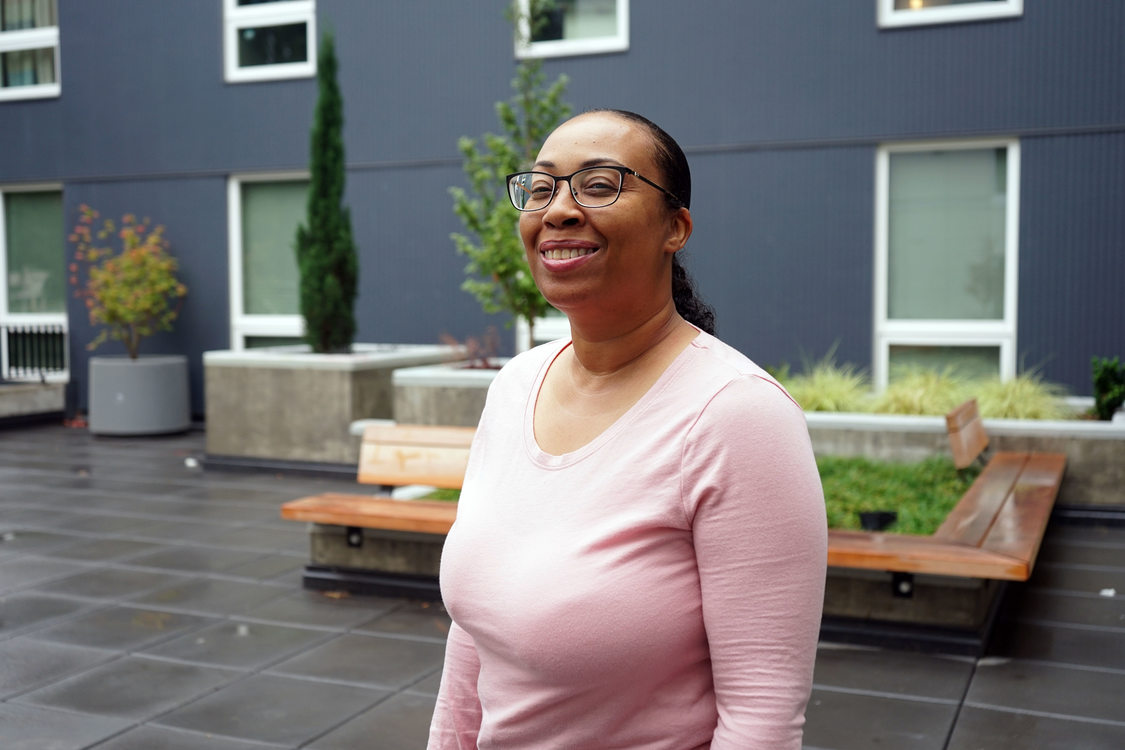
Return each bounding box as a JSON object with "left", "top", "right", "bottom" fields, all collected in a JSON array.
[{"left": 664, "top": 207, "right": 693, "bottom": 255}]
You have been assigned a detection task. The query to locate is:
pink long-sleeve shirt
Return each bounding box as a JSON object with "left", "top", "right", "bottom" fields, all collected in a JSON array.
[{"left": 429, "top": 332, "right": 827, "bottom": 749}]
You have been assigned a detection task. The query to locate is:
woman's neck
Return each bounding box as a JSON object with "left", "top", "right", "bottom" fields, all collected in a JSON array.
[{"left": 566, "top": 300, "right": 696, "bottom": 381}]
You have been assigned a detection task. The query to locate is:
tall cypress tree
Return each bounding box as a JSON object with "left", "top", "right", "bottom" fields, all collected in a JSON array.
[{"left": 296, "top": 30, "right": 357, "bottom": 353}]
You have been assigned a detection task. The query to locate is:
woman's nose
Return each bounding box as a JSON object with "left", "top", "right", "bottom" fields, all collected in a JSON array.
[{"left": 543, "top": 181, "right": 583, "bottom": 225}]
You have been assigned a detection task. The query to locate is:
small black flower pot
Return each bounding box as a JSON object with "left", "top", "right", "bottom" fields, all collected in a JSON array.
[{"left": 858, "top": 510, "right": 898, "bottom": 531}]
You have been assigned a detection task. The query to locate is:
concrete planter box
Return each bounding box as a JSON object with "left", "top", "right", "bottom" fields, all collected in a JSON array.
[
  {"left": 89, "top": 355, "right": 190, "bottom": 436},
  {"left": 392, "top": 361, "right": 503, "bottom": 427},
  {"left": 0, "top": 382, "right": 65, "bottom": 421},
  {"left": 806, "top": 410, "right": 1125, "bottom": 508},
  {"left": 203, "top": 344, "right": 454, "bottom": 466}
]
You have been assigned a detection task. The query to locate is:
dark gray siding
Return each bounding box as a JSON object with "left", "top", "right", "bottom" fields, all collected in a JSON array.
[{"left": 1, "top": 0, "right": 1121, "bottom": 414}]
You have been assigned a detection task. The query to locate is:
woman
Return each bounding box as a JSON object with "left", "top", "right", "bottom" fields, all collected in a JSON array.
[{"left": 428, "top": 110, "right": 826, "bottom": 749}]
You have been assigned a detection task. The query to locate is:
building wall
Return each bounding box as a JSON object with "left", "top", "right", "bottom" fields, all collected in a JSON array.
[{"left": 1, "top": 1, "right": 1121, "bottom": 414}]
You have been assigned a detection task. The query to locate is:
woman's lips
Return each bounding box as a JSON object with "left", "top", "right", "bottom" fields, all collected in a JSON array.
[{"left": 538, "top": 240, "right": 600, "bottom": 263}]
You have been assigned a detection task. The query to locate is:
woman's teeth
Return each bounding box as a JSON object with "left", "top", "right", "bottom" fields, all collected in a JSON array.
[{"left": 543, "top": 247, "right": 595, "bottom": 260}]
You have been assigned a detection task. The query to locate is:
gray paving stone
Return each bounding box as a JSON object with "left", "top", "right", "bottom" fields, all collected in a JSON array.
[
  {"left": 16, "top": 654, "right": 238, "bottom": 720},
  {"left": 242, "top": 589, "right": 398, "bottom": 629},
  {"left": 947, "top": 705, "right": 1125, "bottom": 750},
  {"left": 269, "top": 632, "right": 446, "bottom": 689},
  {"left": 221, "top": 552, "right": 306, "bottom": 581},
  {"left": 141, "top": 619, "right": 333, "bottom": 669},
  {"left": 355, "top": 600, "right": 453, "bottom": 641},
  {"left": 0, "top": 702, "right": 131, "bottom": 750},
  {"left": 25, "top": 604, "right": 215, "bottom": 650},
  {"left": 155, "top": 672, "right": 388, "bottom": 746},
  {"left": 44, "top": 537, "right": 163, "bottom": 562},
  {"left": 803, "top": 688, "right": 958, "bottom": 750},
  {"left": 130, "top": 577, "right": 290, "bottom": 616},
  {"left": 966, "top": 659, "right": 1125, "bottom": 725},
  {"left": 36, "top": 567, "right": 190, "bottom": 601},
  {"left": 0, "top": 556, "right": 90, "bottom": 593},
  {"left": 0, "top": 529, "right": 84, "bottom": 553},
  {"left": 309, "top": 691, "right": 437, "bottom": 750},
  {"left": 813, "top": 643, "right": 974, "bottom": 701},
  {"left": 125, "top": 545, "right": 266, "bottom": 574},
  {"left": 90, "top": 724, "right": 290, "bottom": 750},
  {"left": 0, "top": 636, "right": 112, "bottom": 698},
  {"left": 0, "top": 593, "right": 89, "bottom": 635}
]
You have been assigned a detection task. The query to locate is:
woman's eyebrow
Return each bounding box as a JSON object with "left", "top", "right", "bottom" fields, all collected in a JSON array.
[{"left": 532, "top": 157, "right": 626, "bottom": 170}]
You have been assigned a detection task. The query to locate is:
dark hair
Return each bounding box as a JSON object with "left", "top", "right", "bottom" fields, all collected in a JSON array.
[{"left": 587, "top": 109, "right": 716, "bottom": 335}]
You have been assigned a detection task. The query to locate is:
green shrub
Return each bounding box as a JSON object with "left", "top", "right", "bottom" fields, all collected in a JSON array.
[
  {"left": 972, "top": 371, "right": 1069, "bottom": 420},
  {"left": 782, "top": 354, "right": 871, "bottom": 413},
  {"left": 871, "top": 366, "right": 968, "bottom": 415},
  {"left": 1092, "top": 356, "right": 1125, "bottom": 420}
]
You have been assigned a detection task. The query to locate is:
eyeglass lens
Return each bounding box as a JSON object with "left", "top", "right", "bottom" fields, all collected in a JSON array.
[{"left": 509, "top": 167, "right": 625, "bottom": 211}]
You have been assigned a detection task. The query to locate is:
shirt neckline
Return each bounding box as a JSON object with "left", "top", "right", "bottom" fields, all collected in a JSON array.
[{"left": 522, "top": 331, "right": 706, "bottom": 468}]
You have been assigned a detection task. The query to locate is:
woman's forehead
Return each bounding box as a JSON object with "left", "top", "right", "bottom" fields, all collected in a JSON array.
[{"left": 536, "top": 113, "right": 653, "bottom": 170}]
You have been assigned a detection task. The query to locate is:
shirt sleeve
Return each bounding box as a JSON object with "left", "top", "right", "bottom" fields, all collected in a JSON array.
[
  {"left": 427, "top": 620, "right": 483, "bottom": 749},
  {"left": 681, "top": 375, "right": 827, "bottom": 750}
]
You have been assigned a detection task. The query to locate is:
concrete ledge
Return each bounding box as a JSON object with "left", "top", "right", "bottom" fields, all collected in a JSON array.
[
  {"left": 0, "top": 382, "right": 65, "bottom": 420},
  {"left": 204, "top": 343, "right": 455, "bottom": 371}
]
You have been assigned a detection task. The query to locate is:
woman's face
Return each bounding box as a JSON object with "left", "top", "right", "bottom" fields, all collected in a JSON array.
[{"left": 519, "top": 112, "right": 691, "bottom": 320}]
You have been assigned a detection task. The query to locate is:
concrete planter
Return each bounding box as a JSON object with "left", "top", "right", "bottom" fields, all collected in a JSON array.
[
  {"left": 806, "top": 410, "right": 1125, "bottom": 508},
  {"left": 392, "top": 361, "right": 503, "bottom": 427},
  {"left": 88, "top": 355, "right": 190, "bottom": 436},
  {"left": 203, "top": 344, "right": 454, "bottom": 467}
]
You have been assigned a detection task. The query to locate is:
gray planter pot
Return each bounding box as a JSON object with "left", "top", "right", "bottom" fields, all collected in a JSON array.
[{"left": 88, "top": 355, "right": 190, "bottom": 436}]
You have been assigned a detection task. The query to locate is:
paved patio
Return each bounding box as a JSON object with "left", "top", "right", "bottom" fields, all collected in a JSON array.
[{"left": 0, "top": 422, "right": 1122, "bottom": 749}]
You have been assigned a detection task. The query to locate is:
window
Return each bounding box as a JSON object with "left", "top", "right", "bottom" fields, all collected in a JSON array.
[
  {"left": 877, "top": 0, "right": 1023, "bottom": 28},
  {"left": 0, "top": 187, "right": 67, "bottom": 380},
  {"left": 516, "top": 0, "right": 628, "bottom": 59},
  {"left": 873, "top": 140, "right": 1019, "bottom": 388},
  {"left": 0, "top": 0, "right": 59, "bottom": 101},
  {"left": 227, "top": 175, "right": 308, "bottom": 349},
  {"left": 223, "top": 0, "right": 316, "bottom": 83}
]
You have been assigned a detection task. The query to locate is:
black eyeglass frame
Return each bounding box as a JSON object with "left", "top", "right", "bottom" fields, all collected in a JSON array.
[{"left": 505, "top": 165, "right": 685, "bottom": 212}]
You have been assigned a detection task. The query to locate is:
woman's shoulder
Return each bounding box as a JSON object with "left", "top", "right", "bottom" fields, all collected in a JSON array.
[{"left": 684, "top": 330, "right": 799, "bottom": 410}]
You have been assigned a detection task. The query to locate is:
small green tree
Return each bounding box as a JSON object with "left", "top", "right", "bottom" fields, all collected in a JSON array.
[
  {"left": 296, "top": 30, "right": 357, "bottom": 353},
  {"left": 451, "top": 1, "right": 571, "bottom": 351}
]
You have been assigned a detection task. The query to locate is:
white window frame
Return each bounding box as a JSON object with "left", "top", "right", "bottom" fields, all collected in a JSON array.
[
  {"left": 877, "top": 0, "right": 1023, "bottom": 29},
  {"left": 873, "top": 138, "right": 1020, "bottom": 389},
  {"left": 227, "top": 173, "right": 308, "bottom": 350},
  {"left": 0, "top": 184, "right": 68, "bottom": 382},
  {"left": 223, "top": 0, "right": 316, "bottom": 84},
  {"left": 515, "top": 0, "right": 629, "bottom": 59},
  {"left": 0, "top": 16, "right": 60, "bottom": 101}
]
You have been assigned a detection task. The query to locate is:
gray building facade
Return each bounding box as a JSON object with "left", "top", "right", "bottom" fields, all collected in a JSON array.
[{"left": 1, "top": 0, "right": 1121, "bottom": 416}]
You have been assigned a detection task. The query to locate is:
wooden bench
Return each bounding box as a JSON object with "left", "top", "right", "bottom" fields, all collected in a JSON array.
[
  {"left": 284, "top": 401, "right": 1066, "bottom": 617},
  {"left": 826, "top": 398, "right": 1066, "bottom": 582},
  {"left": 281, "top": 423, "right": 473, "bottom": 599}
]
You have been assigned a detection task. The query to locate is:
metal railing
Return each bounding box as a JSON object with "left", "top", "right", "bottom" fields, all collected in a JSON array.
[{"left": 1, "top": 324, "right": 68, "bottom": 383}]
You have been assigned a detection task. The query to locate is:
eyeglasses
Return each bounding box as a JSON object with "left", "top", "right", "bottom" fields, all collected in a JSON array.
[{"left": 506, "top": 165, "right": 684, "bottom": 212}]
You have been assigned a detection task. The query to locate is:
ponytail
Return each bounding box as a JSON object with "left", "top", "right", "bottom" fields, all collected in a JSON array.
[{"left": 672, "top": 255, "right": 715, "bottom": 335}]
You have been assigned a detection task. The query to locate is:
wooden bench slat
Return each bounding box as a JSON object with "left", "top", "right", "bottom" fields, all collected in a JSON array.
[
  {"left": 931, "top": 452, "right": 1028, "bottom": 546},
  {"left": 282, "top": 493, "right": 457, "bottom": 535},
  {"left": 945, "top": 398, "right": 991, "bottom": 470},
  {"left": 977, "top": 452, "right": 1066, "bottom": 577},
  {"left": 361, "top": 423, "right": 475, "bottom": 448},
  {"left": 827, "top": 529, "right": 1031, "bottom": 580},
  {"left": 357, "top": 432, "right": 472, "bottom": 489}
]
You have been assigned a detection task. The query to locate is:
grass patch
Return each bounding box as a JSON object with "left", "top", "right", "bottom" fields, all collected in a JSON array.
[
  {"left": 819, "top": 455, "right": 979, "bottom": 535},
  {"left": 422, "top": 455, "right": 979, "bottom": 536}
]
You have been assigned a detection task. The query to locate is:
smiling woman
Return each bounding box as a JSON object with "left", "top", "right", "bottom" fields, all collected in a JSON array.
[{"left": 428, "top": 110, "right": 827, "bottom": 750}]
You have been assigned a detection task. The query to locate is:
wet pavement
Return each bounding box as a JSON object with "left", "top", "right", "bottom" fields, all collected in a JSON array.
[{"left": 0, "top": 423, "right": 1123, "bottom": 748}]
